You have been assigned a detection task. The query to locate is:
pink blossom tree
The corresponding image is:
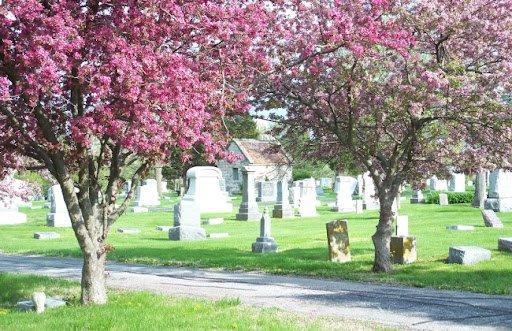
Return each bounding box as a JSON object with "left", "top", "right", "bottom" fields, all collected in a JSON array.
[
  {"left": 0, "top": 0, "right": 272, "bottom": 304},
  {"left": 258, "top": 0, "right": 512, "bottom": 272}
]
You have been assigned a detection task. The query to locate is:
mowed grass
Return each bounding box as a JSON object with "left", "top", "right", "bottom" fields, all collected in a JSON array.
[
  {"left": 1, "top": 273, "right": 362, "bottom": 330},
  {"left": 1, "top": 192, "right": 512, "bottom": 295}
]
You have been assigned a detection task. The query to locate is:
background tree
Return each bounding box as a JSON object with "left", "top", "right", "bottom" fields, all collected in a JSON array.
[
  {"left": 257, "top": 0, "right": 512, "bottom": 272},
  {"left": 0, "top": 0, "right": 272, "bottom": 304}
]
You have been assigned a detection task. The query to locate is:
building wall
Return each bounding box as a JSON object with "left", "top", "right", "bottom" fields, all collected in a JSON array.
[{"left": 216, "top": 142, "right": 293, "bottom": 194}]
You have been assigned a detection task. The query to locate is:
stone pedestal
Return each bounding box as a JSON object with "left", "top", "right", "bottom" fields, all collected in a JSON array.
[
  {"left": 332, "top": 176, "right": 357, "bottom": 212},
  {"left": 236, "top": 167, "right": 260, "bottom": 221},
  {"left": 169, "top": 200, "right": 205, "bottom": 241},
  {"left": 272, "top": 181, "right": 294, "bottom": 218},
  {"left": 326, "top": 220, "right": 351, "bottom": 263},
  {"left": 395, "top": 215, "right": 409, "bottom": 237},
  {"left": 482, "top": 210, "right": 503, "bottom": 228},
  {"left": 410, "top": 190, "right": 424, "bottom": 204},
  {"left": 485, "top": 169, "right": 512, "bottom": 212},
  {"left": 46, "top": 185, "right": 71, "bottom": 228},
  {"left": 252, "top": 209, "right": 278, "bottom": 253},
  {"left": 390, "top": 236, "right": 417, "bottom": 264},
  {"left": 498, "top": 238, "right": 512, "bottom": 253}
]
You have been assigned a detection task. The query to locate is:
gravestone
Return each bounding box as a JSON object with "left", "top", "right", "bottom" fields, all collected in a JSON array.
[
  {"left": 439, "top": 193, "right": 449, "bottom": 206},
  {"left": 446, "top": 225, "right": 475, "bottom": 231},
  {"left": 252, "top": 209, "right": 278, "bottom": 253},
  {"left": 391, "top": 236, "right": 417, "bottom": 264},
  {"left": 182, "top": 167, "right": 232, "bottom": 213},
  {"left": 117, "top": 228, "right": 141, "bottom": 235},
  {"left": 498, "top": 238, "right": 512, "bottom": 253},
  {"left": 410, "top": 190, "right": 424, "bottom": 204},
  {"left": 290, "top": 182, "right": 301, "bottom": 209},
  {"left": 332, "top": 176, "right": 357, "bottom": 212},
  {"left": 208, "top": 232, "right": 230, "bottom": 239},
  {"left": 355, "top": 200, "right": 363, "bottom": 214},
  {"left": 326, "top": 220, "right": 351, "bottom": 263},
  {"left": 16, "top": 297, "right": 66, "bottom": 312},
  {"left": 396, "top": 215, "right": 409, "bottom": 237},
  {"left": 320, "top": 177, "right": 333, "bottom": 188},
  {"left": 204, "top": 218, "right": 224, "bottom": 225},
  {"left": 0, "top": 197, "right": 27, "bottom": 225},
  {"left": 34, "top": 232, "right": 60, "bottom": 240},
  {"left": 485, "top": 169, "right": 512, "bottom": 212},
  {"left": 236, "top": 167, "right": 260, "bottom": 221},
  {"left": 481, "top": 210, "right": 504, "bottom": 228},
  {"left": 316, "top": 186, "right": 325, "bottom": 196},
  {"left": 449, "top": 173, "right": 466, "bottom": 192},
  {"left": 169, "top": 200, "right": 206, "bottom": 240},
  {"left": 448, "top": 246, "right": 491, "bottom": 265},
  {"left": 298, "top": 179, "right": 318, "bottom": 217},
  {"left": 134, "top": 179, "right": 160, "bottom": 207},
  {"left": 132, "top": 206, "right": 149, "bottom": 213},
  {"left": 362, "top": 173, "right": 379, "bottom": 210},
  {"left": 272, "top": 180, "right": 294, "bottom": 218},
  {"left": 122, "top": 181, "right": 132, "bottom": 196},
  {"left": 256, "top": 181, "right": 277, "bottom": 203},
  {"left": 429, "top": 176, "right": 448, "bottom": 191},
  {"left": 46, "top": 185, "right": 72, "bottom": 228}
]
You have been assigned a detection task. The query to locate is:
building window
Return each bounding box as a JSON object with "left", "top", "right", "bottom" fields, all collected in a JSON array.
[{"left": 233, "top": 168, "right": 239, "bottom": 181}]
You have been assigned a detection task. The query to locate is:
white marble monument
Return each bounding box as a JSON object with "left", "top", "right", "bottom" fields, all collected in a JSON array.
[
  {"left": 448, "top": 173, "right": 465, "bottom": 192},
  {"left": 362, "top": 173, "right": 379, "bottom": 210},
  {"left": 332, "top": 176, "right": 357, "bottom": 212},
  {"left": 46, "top": 185, "right": 72, "bottom": 227},
  {"left": 298, "top": 179, "right": 318, "bottom": 217},
  {"left": 183, "top": 167, "right": 232, "bottom": 214},
  {"left": 0, "top": 197, "right": 27, "bottom": 225},
  {"left": 485, "top": 169, "right": 512, "bottom": 212},
  {"left": 429, "top": 176, "right": 448, "bottom": 191},
  {"left": 169, "top": 200, "right": 205, "bottom": 240},
  {"left": 134, "top": 179, "right": 160, "bottom": 207}
]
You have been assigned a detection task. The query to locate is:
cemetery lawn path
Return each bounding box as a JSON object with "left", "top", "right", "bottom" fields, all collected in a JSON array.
[{"left": 1, "top": 253, "right": 512, "bottom": 330}]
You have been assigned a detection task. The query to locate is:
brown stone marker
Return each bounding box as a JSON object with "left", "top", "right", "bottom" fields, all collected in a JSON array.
[
  {"left": 326, "top": 220, "right": 351, "bottom": 263},
  {"left": 390, "top": 236, "right": 417, "bottom": 264}
]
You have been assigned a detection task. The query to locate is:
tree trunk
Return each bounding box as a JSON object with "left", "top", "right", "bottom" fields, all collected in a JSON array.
[
  {"left": 81, "top": 250, "right": 107, "bottom": 305},
  {"left": 472, "top": 171, "right": 487, "bottom": 209},
  {"left": 372, "top": 195, "right": 394, "bottom": 272},
  {"left": 155, "top": 166, "right": 163, "bottom": 197}
]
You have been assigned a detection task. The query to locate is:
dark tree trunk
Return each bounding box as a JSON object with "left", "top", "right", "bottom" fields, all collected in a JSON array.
[
  {"left": 372, "top": 186, "right": 397, "bottom": 273},
  {"left": 472, "top": 171, "right": 487, "bottom": 209},
  {"left": 81, "top": 250, "right": 107, "bottom": 305}
]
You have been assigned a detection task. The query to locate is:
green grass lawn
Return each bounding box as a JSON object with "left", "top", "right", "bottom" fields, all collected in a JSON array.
[
  {"left": 1, "top": 273, "right": 372, "bottom": 330},
  {"left": 1, "top": 192, "right": 512, "bottom": 295}
]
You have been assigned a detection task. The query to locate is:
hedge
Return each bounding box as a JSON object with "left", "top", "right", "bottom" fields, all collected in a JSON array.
[{"left": 425, "top": 191, "right": 474, "bottom": 204}]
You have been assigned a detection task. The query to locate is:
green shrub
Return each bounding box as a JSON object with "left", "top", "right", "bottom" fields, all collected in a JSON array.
[{"left": 425, "top": 191, "right": 473, "bottom": 204}]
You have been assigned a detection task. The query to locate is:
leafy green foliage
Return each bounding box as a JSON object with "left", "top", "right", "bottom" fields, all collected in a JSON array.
[{"left": 425, "top": 191, "right": 475, "bottom": 204}]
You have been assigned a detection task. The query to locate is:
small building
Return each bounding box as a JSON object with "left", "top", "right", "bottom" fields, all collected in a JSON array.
[{"left": 217, "top": 139, "right": 292, "bottom": 194}]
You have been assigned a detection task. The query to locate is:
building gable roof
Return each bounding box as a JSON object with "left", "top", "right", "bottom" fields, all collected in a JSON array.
[{"left": 232, "top": 139, "right": 290, "bottom": 166}]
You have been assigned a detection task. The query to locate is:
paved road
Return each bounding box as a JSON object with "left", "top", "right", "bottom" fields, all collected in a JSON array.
[{"left": 1, "top": 253, "right": 511, "bottom": 330}]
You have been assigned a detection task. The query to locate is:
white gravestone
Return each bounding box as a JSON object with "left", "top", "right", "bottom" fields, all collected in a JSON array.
[
  {"left": 257, "top": 181, "right": 277, "bottom": 203},
  {"left": 183, "top": 167, "right": 232, "bottom": 214},
  {"left": 332, "top": 176, "right": 357, "bottom": 212},
  {"left": 169, "top": 200, "right": 205, "bottom": 240},
  {"left": 439, "top": 193, "right": 449, "bottom": 206},
  {"left": 396, "top": 215, "right": 409, "bottom": 237},
  {"left": 134, "top": 179, "right": 160, "bottom": 207},
  {"left": 290, "top": 182, "right": 301, "bottom": 209},
  {"left": 46, "top": 185, "right": 72, "bottom": 228},
  {"left": 362, "top": 173, "right": 379, "bottom": 210},
  {"left": 0, "top": 198, "right": 27, "bottom": 225},
  {"left": 298, "top": 180, "right": 318, "bottom": 217},
  {"left": 236, "top": 167, "right": 260, "bottom": 221},
  {"left": 448, "top": 173, "right": 465, "bottom": 192},
  {"left": 485, "top": 169, "right": 512, "bottom": 212},
  {"left": 429, "top": 176, "right": 448, "bottom": 191}
]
